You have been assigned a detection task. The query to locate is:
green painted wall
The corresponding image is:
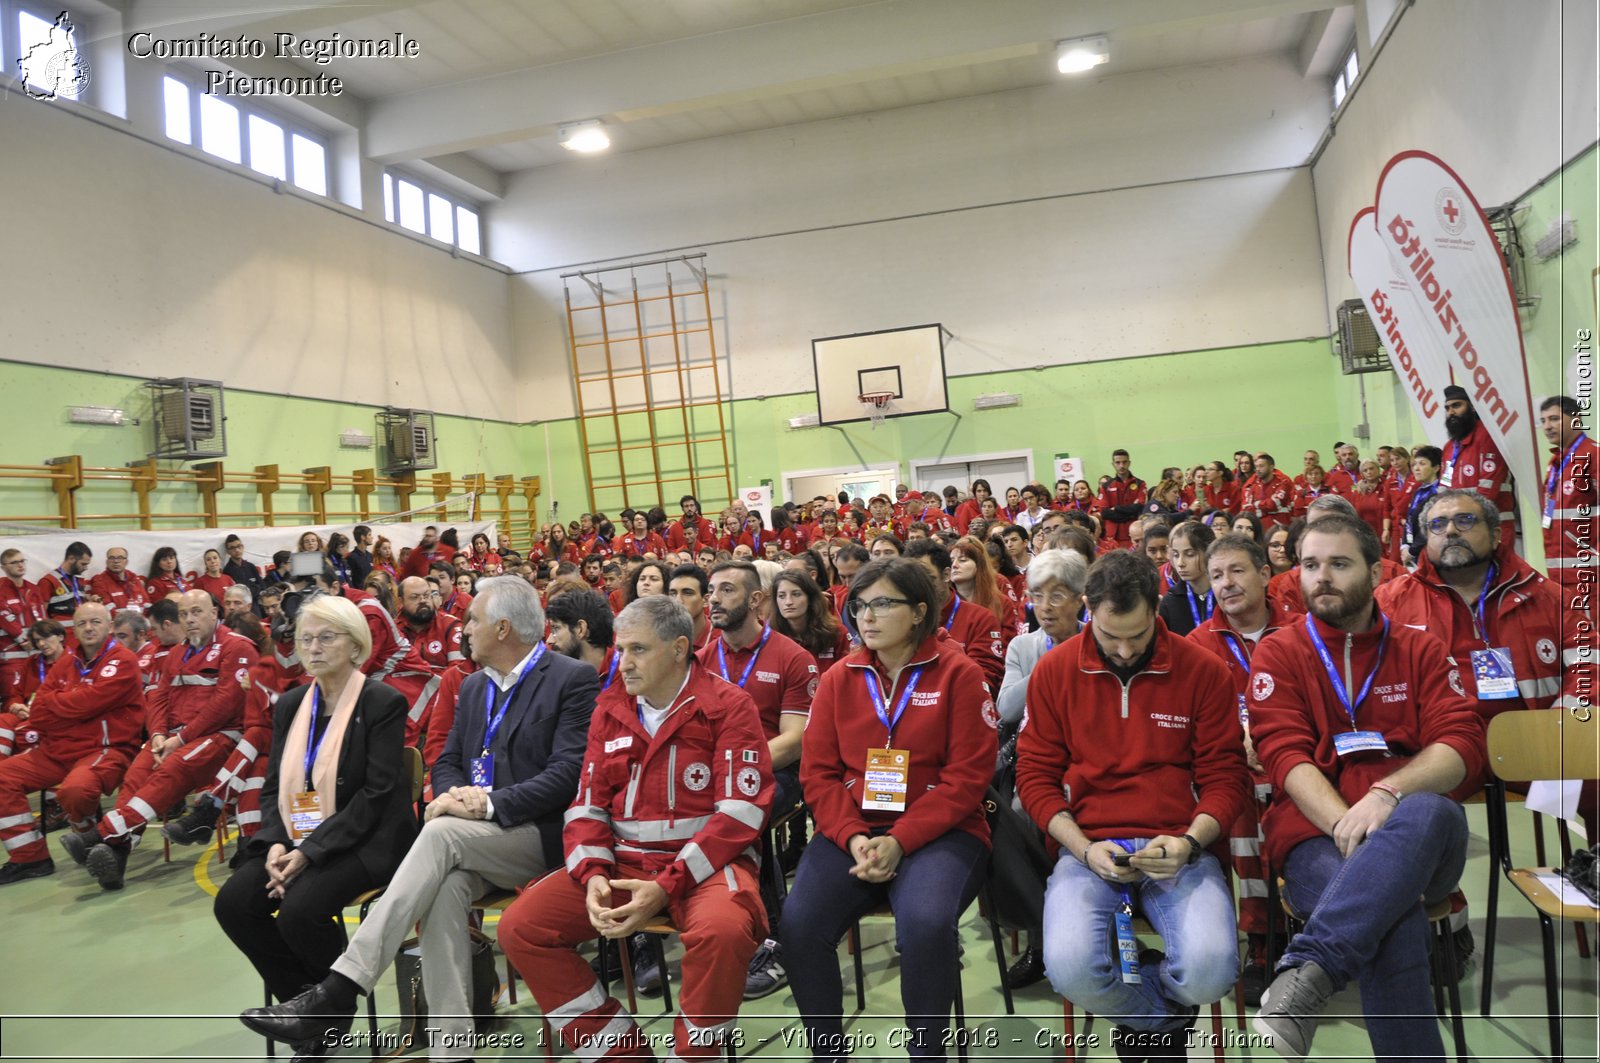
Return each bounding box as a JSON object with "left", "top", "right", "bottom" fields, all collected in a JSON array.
[{"left": 1519, "top": 143, "right": 1598, "bottom": 402}]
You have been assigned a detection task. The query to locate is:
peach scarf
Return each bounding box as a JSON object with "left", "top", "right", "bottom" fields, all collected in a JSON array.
[{"left": 276, "top": 673, "right": 363, "bottom": 842}]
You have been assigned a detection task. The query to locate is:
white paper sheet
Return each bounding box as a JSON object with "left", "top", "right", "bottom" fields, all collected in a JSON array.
[
  {"left": 1526, "top": 780, "right": 1586, "bottom": 829},
  {"left": 1532, "top": 871, "right": 1600, "bottom": 910}
]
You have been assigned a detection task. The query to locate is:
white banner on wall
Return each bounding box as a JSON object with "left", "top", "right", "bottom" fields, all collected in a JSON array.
[
  {"left": 1374, "top": 151, "right": 1542, "bottom": 496},
  {"left": 2, "top": 519, "right": 498, "bottom": 585},
  {"left": 1054, "top": 456, "right": 1085, "bottom": 486},
  {"left": 737, "top": 485, "right": 774, "bottom": 529},
  {"left": 1347, "top": 206, "right": 1451, "bottom": 440}
]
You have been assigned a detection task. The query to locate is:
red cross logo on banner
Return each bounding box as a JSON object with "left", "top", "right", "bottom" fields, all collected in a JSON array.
[{"left": 1442, "top": 199, "right": 1460, "bottom": 224}]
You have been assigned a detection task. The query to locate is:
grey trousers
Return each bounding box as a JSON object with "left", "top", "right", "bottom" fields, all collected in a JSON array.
[{"left": 331, "top": 814, "right": 548, "bottom": 1061}]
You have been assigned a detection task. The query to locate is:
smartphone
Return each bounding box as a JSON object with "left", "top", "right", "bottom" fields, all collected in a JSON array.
[{"left": 1111, "top": 851, "right": 1133, "bottom": 867}]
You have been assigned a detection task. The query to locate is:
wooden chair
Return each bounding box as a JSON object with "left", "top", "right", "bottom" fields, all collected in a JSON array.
[
  {"left": 616, "top": 916, "right": 739, "bottom": 1060},
  {"left": 843, "top": 901, "right": 973, "bottom": 1062},
  {"left": 263, "top": 746, "right": 426, "bottom": 1059},
  {"left": 1485, "top": 709, "right": 1600, "bottom": 1063}
]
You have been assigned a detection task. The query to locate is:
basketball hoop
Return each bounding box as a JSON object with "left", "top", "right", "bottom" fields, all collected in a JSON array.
[{"left": 858, "top": 391, "right": 895, "bottom": 430}]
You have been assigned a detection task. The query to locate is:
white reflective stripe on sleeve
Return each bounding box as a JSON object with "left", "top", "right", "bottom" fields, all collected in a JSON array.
[
  {"left": 170, "top": 675, "right": 218, "bottom": 686},
  {"left": 565, "top": 845, "right": 615, "bottom": 873},
  {"left": 236, "top": 810, "right": 262, "bottom": 825},
  {"left": 1546, "top": 557, "right": 1599, "bottom": 569},
  {"left": 0, "top": 728, "right": 13, "bottom": 741},
  {"left": 612, "top": 815, "right": 712, "bottom": 843},
  {"left": 0, "top": 812, "right": 36, "bottom": 830},
  {"left": 408, "top": 675, "right": 443, "bottom": 722},
  {"left": 128, "top": 796, "right": 160, "bottom": 822},
  {"left": 1229, "top": 836, "right": 1259, "bottom": 857},
  {"left": 180, "top": 739, "right": 215, "bottom": 762},
  {"left": 241, "top": 776, "right": 265, "bottom": 791},
  {"left": 712, "top": 799, "right": 765, "bottom": 831},
  {"left": 1239, "top": 880, "right": 1268, "bottom": 898},
  {"left": 3, "top": 829, "right": 43, "bottom": 850},
  {"left": 104, "top": 810, "right": 132, "bottom": 838},
  {"left": 1517, "top": 676, "right": 1562, "bottom": 699},
  {"left": 563, "top": 806, "right": 612, "bottom": 826},
  {"left": 233, "top": 739, "right": 259, "bottom": 763},
  {"left": 677, "top": 841, "right": 715, "bottom": 884},
  {"left": 545, "top": 981, "right": 611, "bottom": 1032},
  {"left": 1563, "top": 648, "right": 1590, "bottom": 666}
]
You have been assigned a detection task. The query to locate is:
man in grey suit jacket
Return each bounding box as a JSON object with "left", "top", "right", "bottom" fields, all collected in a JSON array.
[{"left": 241, "top": 576, "right": 598, "bottom": 1062}]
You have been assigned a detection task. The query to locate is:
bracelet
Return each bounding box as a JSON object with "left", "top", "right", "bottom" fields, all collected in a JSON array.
[
  {"left": 1369, "top": 782, "right": 1403, "bottom": 805},
  {"left": 1181, "top": 833, "right": 1203, "bottom": 865}
]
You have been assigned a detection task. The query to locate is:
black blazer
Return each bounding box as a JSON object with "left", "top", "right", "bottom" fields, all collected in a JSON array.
[
  {"left": 433, "top": 647, "right": 598, "bottom": 871},
  {"left": 238, "top": 677, "right": 418, "bottom": 880}
]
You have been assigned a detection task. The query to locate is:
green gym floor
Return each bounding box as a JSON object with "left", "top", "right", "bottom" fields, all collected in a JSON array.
[{"left": 0, "top": 800, "right": 1595, "bottom": 1063}]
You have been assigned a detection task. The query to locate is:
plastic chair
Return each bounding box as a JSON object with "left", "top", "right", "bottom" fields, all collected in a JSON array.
[{"left": 1485, "top": 709, "right": 1600, "bottom": 1063}]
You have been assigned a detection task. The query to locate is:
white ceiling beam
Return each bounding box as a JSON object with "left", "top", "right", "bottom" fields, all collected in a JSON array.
[
  {"left": 365, "top": 0, "right": 1352, "bottom": 161},
  {"left": 1298, "top": 5, "right": 1357, "bottom": 77}
]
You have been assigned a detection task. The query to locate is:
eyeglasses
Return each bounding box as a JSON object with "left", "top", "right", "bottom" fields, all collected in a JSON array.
[
  {"left": 1027, "top": 590, "right": 1077, "bottom": 609},
  {"left": 1425, "top": 512, "right": 1481, "bottom": 536},
  {"left": 295, "top": 632, "right": 345, "bottom": 649},
  {"left": 848, "top": 596, "right": 913, "bottom": 618}
]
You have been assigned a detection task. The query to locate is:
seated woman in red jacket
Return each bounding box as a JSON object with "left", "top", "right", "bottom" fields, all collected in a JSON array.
[{"left": 781, "top": 557, "right": 997, "bottom": 1062}]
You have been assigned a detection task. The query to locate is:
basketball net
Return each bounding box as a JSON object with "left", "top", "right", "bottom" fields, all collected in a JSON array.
[
  {"left": 370, "top": 490, "right": 479, "bottom": 525},
  {"left": 859, "top": 392, "right": 894, "bottom": 430}
]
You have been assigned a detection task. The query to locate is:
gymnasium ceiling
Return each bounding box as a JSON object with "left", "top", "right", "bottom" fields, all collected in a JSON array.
[{"left": 118, "top": 0, "right": 1358, "bottom": 198}]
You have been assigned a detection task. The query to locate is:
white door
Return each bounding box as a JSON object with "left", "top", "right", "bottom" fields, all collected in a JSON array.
[
  {"left": 913, "top": 456, "right": 1031, "bottom": 497},
  {"left": 914, "top": 463, "right": 970, "bottom": 496}
]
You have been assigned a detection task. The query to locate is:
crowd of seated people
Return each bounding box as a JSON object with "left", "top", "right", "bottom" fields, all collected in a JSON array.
[{"left": 0, "top": 388, "right": 1592, "bottom": 1063}]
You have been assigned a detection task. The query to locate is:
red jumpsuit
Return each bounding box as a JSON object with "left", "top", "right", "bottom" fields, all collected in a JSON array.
[
  {"left": 95, "top": 627, "right": 256, "bottom": 847},
  {"left": 30, "top": 569, "right": 88, "bottom": 636},
  {"left": 497, "top": 664, "right": 772, "bottom": 1063},
  {"left": 0, "top": 577, "right": 40, "bottom": 698},
  {"left": 202, "top": 656, "right": 287, "bottom": 838},
  {"left": 0, "top": 641, "right": 144, "bottom": 863},
  {"left": 0, "top": 653, "right": 58, "bottom": 757},
  {"left": 1096, "top": 475, "right": 1148, "bottom": 545},
  {"left": 87, "top": 571, "right": 150, "bottom": 614},
  {"left": 667, "top": 517, "right": 718, "bottom": 551},
  {"left": 1243, "top": 470, "right": 1295, "bottom": 529}
]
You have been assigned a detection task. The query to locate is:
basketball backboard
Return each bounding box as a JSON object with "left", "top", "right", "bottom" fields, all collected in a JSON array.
[{"left": 813, "top": 323, "right": 949, "bottom": 427}]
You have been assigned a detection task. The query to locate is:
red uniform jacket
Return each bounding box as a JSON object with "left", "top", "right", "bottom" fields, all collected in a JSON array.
[
  {"left": 1247, "top": 609, "right": 1486, "bottom": 868},
  {"left": 938, "top": 596, "right": 1006, "bottom": 692},
  {"left": 0, "top": 578, "right": 40, "bottom": 664},
  {"left": 88, "top": 571, "right": 150, "bottom": 613},
  {"left": 1096, "top": 475, "right": 1148, "bottom": 543},
  {"left": 1244, "top": 470, "right": 1295, "bottom": 528},
  {"left": 356, "top": 597, "right": 415, "bottom": 680},
  {"left": 1323, "top": 465, "right": 1360, "bottom": 495},
  {"left": 399, "top": 542, "right": 457, "bottom": 581},
  {"left": 1189, "top": 599, "right": 1300, "bottom": 723},
  {"left": 135, "top": 639, "right": 176, "bottom": 696},
  {"left": 563, "top": 662, "right": 773, "bottom": 905},
  {"left": 1443, "top": 421, "right": 1516, "bottom": 543},
  {"left": 1375, "top": 541, "right": 1585, "bottom": 717},
  {"left": 421, "top": 659, "right": 477, "bottom": 769},
  {"left": 1016, "top": 620, "right": 1250, "bottom": 851},
  {"left": 667, "top": 517, "right": 718, "bottom": 551},
  {"left": 803, "top": 635, "right": 995, "bottom": 854},
  {"left": 617, "top": 532, "right": 668, "bottom": 559},
  {"left": 1541, "top": 432, "right": 1599, "bottom": 591},
  {"left": 6, "top": 652, "right": 58, "bottom": 712},
  {"left": 29, "top": 640, "right": 145, "bottom": 761},
  {"left": 1345, "top": 486, "right": 1387, "bottom": 540},
  {"left": 194, "top": 573, "right": 235, "bottom": 602},
  {"left": 144, "top": 573, "right": 195, "bottom": 601},
  {"left": 695, "top": 627, "right": 818, "bottom": 742},
  {"left": 147, "top": 627, "right": 258, "bottom": 739},
  {"left": 31, "top": 569, "right": 88, "bottom": 628},
  {"left": 402, "top": 611, "right": 465, "bottom": 674}
]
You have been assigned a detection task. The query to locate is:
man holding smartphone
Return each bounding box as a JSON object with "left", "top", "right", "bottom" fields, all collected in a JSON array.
[{"left": 1017, "top": 550, "right": 1250, "bottom": 1060}]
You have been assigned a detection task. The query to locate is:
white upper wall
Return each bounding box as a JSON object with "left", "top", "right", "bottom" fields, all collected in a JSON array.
[
  {"left": 503, "top": 53, "right": 1336, "bottom": 418},
  {"left": 1312, "top": 0, "right": 1599, "bottom": 318},
  {"left": 0, "top": 90, "right": 518, "bottom": 422}
]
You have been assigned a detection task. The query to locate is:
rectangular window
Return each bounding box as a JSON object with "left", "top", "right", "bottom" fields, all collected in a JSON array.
[
  {"left": 383, "top": 173, "right": 395, "bottom": 223},
  {"left": 428, "top": 192, "right": 454, "bottom": 243},
  {"left": 163, "top": 76, "right": 191, "bottom": 144},
  {"left": 456, "top": 206, "right": 481, "bottom": 255},
  {"left": 396, "top": 179, "right": 426, "bottom": 234},
  {"left": 199, "top": 93, "right": 242, "bottom": 164},
  {"left": 290, "top": 134, "right": 327, "bottom": 196},
  {"left": 248, "top": 114, "right": 286, "bottom": 180}
]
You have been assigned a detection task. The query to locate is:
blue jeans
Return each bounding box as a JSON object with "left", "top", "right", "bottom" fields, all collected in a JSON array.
[
  {"left": 1042, "top": 842, "right": 1237, "bottom": 1032},
  {"left": 780, "top": 831, "right": 986, "bottom": 1062},
  {"left": 1279, "top": 791, "right": 1466, "bottom": 1063}
]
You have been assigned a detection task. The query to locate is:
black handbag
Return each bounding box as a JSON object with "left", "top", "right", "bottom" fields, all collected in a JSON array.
[
  {"left": 386, "top": 926, "right": 502, "bottom": 1058},
  {"left": 983, "top": 725, "right": 1053, "bottom": 933},
  {"left": 1560, "top": 842, "right": 1600, "bottom": 905}
]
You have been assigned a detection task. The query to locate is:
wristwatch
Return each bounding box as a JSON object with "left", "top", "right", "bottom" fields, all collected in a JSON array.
[{"left": 1181, "top": 833, "right": 1203, "bottom": 865}]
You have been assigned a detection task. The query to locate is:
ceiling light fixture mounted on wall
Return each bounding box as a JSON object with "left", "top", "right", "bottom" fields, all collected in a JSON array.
[
  {"left": 1056, "top": 35, "right": 1109, "bottom": 74},
  {"left": 559, "top": 119, "right": 610, "bottom": 153}
]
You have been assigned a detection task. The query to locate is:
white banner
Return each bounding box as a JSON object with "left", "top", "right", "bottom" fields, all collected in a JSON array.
[
  {"left": 737, "top": 485, "right": 774, "bottom": 530},
  {"left": 1374, "top": 151, "right": 1542, "bottom": 495},
  {"left": 1347, "top": 206, "right": 1451, "bottom": 440},
  {"left": 2, "top": 519, "right": 497, "bottom": 585},
  {"left": 1054, "top": 456, "right": 1085, "bottom": 486}
]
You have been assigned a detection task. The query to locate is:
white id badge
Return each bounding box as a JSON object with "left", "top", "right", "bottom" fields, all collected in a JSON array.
[
  {"left": 1471, "top": 647, "right": 1519, "bottom": 700},
  {"left": 289, "top": 791, "right": 323, "bottom": 844},
  {"left": 1542, "top": 514, "right": 1554, "bottom": 529},
  {"left": 1333, "top": 730, "right": 1389, "bottom": 757}
]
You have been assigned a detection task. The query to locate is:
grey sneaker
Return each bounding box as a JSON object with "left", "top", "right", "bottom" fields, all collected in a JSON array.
[
  {"left": 1252, "top": 961, "right": 1335, "bottom": 1061},
  {"left": 743, "top": 939, "right": 788, "bottom": 999}
]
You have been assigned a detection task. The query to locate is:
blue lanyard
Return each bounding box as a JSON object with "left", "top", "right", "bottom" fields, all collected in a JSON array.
[
  {"left": 1185, "top": 584, "right": 1214, "bottom": 626},
  {"left": 74, "top": 638, "right": 117, "bottom": 678},
  {"left": 602, "top": 652, "right": 620, "bottom": 691},
  {"left": 304, "top": 683, "right": 334, "bottom": 780},
  {"left": 1448, "top": 441, "right": 1463, "bottom": 475},
  {"left": 56, "top": 569, "right": 81, "bottom": 604},
  {"left": 1221, "top": 632, "right": 1251, "bottom": 676},
  {"left": 1474, "top": 563, "right": 1498, "bottom": 642},
  {"left": 483, "top": 644, "right": 544, "bottom": 754},
  {"left": 944, "top": 598, "right": 961, "bottom": 631},
  {"left": 36, "top": 655, "right": 47, "bottom": 682},
  {"left": 1408, "top": 481, "right": 1438, "bottom": 520},
  {"left": 864, "top": 666, "right": 924, "bottom": 743},
  {"left": 717, "top": 626, "right": 771, "bottom": 688},
  {"left": 1303, "top": 615, "right": 1389, "bottom": 729},
  {"left": 173, "top": 573, "right": 187, "bottom": 592},
  {"left": 1545, "top": 435, "right": 1587, "bottom": 516},
  {"left": 332, "top": 557, "right": 348, "bottom": 582},
  {"left": 1112, "top": 838, "right": 1139, "bottom": 904},
  {"left": 1043, "top": 634, "right": 1055, "bottom": 652},
  {"left": 750, "top": 530, "right": 762, "bottom": 553},
  {"left": 182, "top": 637, "right": 210, "bottom": 664}
]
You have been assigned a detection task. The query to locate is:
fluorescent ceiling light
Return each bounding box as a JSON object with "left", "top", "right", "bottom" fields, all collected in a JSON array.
[
  {"left": 559, "top": 120, "right": 610, "bottom": 153},
  {"left": 1056, "top": 35, "right": 1109, "bottom": 74}
]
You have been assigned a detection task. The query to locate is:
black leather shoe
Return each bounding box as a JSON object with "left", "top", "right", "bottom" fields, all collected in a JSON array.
[
  {"left": 239, "top": 983, "right": 354, "bottom": 1045},
  {"left": 0, "top": 859, "right": 54, "bottom": 886},
  {"left": 1005, "top": 945, "right": 1046, "bottom": 989}
]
